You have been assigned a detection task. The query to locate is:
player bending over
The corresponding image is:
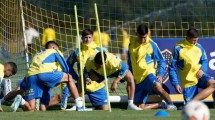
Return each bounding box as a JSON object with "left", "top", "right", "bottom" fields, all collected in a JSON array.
[
  {"left": 84, "top": 52, "right": 142, "bottom": 110},
  {"left": 10, "top": 41, "right": 84, "bottom": 112}
]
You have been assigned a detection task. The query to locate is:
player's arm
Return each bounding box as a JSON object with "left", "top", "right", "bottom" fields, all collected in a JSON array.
[
  {"left": 151, "top": 42, "right": 166, "bottom": 77},
  {"left": 83, "top": 60, "right": 92, "bottom": 84},
  {"left": 127, "top": 47, "right": 133, "bottom": 73},
  {"left": 199, "top": 47, "right": 208, "bottom": 72},
  {"left": 54, "top": 52, "right": 69, "bottom": 73},
  {"left": 66, "top": 49, "right": 79, "bottom": 80},
  {"left": 169, "top": 47, "right": 182, "bottom": 93}
]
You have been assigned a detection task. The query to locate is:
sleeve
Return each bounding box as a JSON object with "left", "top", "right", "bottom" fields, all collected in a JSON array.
[
  {"left": 151, "top": 42, "right": 166, "bottom": 77},
  {"left": 55, "top": 53, "right": 69, "bottom": 73},
  {"left": 42, "top": 29, "right": 46, "bottom": 46},
  {"left": 33, "top": 29, "right": 39, "bottom": 38},
  {"left": 66, "top": 50, "right": 79, "bottom": 80},
  {"left": 83, "top": 60, "right": 91, "bottom": 80},
  {"left": 169, "top": 47, "right": 180, "bottom": 86},
  {"left": 118, "top": 61, "right": 128, "bottom": 78},
  {"left": 199, "top": 47, "right": 208, "bottom": 72}
]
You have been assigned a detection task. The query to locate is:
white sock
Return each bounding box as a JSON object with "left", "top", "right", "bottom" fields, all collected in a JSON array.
[
  {"left": 128, "top": 100, "right": 133, "bottom": 105},
  {"left": 75, "top": 97, "right": 83, "bottom": 108},
  {"left": 20, "top": 97, "right": 26, "bottom": 106}
]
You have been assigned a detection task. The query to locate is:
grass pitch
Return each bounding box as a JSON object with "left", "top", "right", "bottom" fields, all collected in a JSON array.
[{"left": 0, "top": 103, "right": 215, "bottom": 120}]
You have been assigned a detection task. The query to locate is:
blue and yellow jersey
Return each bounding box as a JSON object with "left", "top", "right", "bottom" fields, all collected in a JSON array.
[
  {"left": 93, "top": 31, "right": 110, "bottom": 47},
  {"left": 42, "top": 28, "right": 56, "bottom": 46},
  {"left": 127, "top": 37, "right": 166, "bottom": 84},
  {"left": 66, "top": 42, "right": 101, "bottom": 80},
  {"left": 0, "top": 64, "right": 4, "bottom": 79},
  {"left": 169, "top": 39, "right": 208, "bottom": 88},
  {"left": 27, "top": 49, "right": 69, "bottom": 76},
  {"left": 85, "top": 52, "right": 128, "bottom": 79}
]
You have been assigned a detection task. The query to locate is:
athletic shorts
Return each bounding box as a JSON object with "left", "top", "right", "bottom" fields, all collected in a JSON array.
[
  {"left": 20, "top": 71, "right": 64, "bottom": 103},
  {"left": 86, "top": 87, "right": 107, "bottom": 107},
  {"left": 183, "top": 73, "right": 213, "bottom": 102},
  {"left": 134, "top": 74, "right": 158, "bottom": 104}
]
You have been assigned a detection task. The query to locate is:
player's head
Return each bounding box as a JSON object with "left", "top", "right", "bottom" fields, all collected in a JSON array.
[
  {"left": 45, "top": 41, "right": 59, "bottom": 50},
  {"left": 186, "top": 27, "right": 199, "bottom": 44},
  {"left": 81, "top": 29, "right": 94, "bottom": 44},
  {"left": 136, "top": 24, "right": 148, "bottom": 43},
  {"left": 4, "top": 62, "right": 17, "bottom": 78},
  {"left": 94, "top": 52, "right": 107, "bottom": 69}
]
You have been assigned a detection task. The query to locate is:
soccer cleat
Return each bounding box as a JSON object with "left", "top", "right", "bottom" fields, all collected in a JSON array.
[
  {"left": 166, "top": 104, "right": 177, "bottom": 110},
  {"left": 158, "top": 102, "right": 167, "bottom": 109},
  {"left": 65, "top": 106, "right": 76, "bottom": 111},
  {"left": 10, "top": 95, "right": 22, "bottom": 112},
  {"left": 76, "top": 106, "right": 93, "bottom": 111},
  {"left": 127, "top": 104, "right": 142, "bottom": 110}
]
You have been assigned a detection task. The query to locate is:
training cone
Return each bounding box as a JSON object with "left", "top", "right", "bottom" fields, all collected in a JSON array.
[{"left": 154, "top": 110, "right": 170, "bottom": 117}]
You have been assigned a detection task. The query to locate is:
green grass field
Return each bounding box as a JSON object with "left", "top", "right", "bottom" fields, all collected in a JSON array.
[{"left": 0, "top": 103, "right": 215, "bottom": 120}]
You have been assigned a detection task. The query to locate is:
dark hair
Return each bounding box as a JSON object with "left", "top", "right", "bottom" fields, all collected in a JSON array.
[
  {"left": 186, "top": 27, "right": 199, "bottom": 38},
  {"left": 7, "top": 62, "right": 17, "bottom": 75},
  {"left": 82, "top": 29, "right": 93, "bottom": 37},
  {"left": 45, "top": 41, "right": 59, "bottom": 49},
  {"left": 137, "top": 24, "right": 148, "bottom": 35},
  {"left": 94, "top": 52, "right": 107, "bottom": 65}
]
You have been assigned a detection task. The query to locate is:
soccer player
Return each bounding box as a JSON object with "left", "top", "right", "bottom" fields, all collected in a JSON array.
[
  {"left": 11, "top": 41, "right": 84, "bottom": 112},
  {"left": 0, "top": 62, "right": 17, "bottom": 112},
  {"left": 41, "top": 24, "right": 56, "bottom": 47},
  {"left": 169, "top": 27, "right": 215, "bottom": 103},
  {"left": 62, "top": 29, "right": 101, "bottom": 110},
  {"left": 84, "top": 52, "right": 141, "bottom": 110},
  {"left": 127, "top": 24, "right": 176, "bottom": 110}
]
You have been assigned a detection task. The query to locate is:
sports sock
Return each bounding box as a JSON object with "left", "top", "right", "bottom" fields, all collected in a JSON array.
[
  {"left": 128, "top": 100, "right": 133, "bottom": 105},
  {"left": 75, "top": 97, "right": 83, "bottom": 108}
]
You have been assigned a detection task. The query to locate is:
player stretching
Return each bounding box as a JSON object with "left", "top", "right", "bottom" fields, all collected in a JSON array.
[
  {"left": 84, "top": 52, "right": 141, "bottom": 110},
  {"left": 169, "top": 28, "right": 215, "bottom": 103},
  {"left": 61, "top": 29, "right": 102, "bottom": 110},
  {"left": 128, "top": 24, "right": 177, "bottom": 110},
  {"left": 11, "top": 41, "right": 84, "bottom": 112}
]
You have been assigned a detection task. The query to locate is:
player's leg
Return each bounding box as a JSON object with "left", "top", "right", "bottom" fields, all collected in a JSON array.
[
  {"left": 193, "top": 74, "right": 215, "bottom": 101},
  {"left": 49, "top": 94, "right": 61, "bottom": 107},
  {"left": 123, "top": 71, "right": 141, "bottom": 110},
  {"left": 87, "top": 87, "right": 107, "bottom": 110},
  {"left": 133, "top": 77, "right": 158, "bottom": 110}
]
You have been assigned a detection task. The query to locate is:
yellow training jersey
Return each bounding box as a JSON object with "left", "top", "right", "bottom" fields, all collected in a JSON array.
[
  {"left": 27, "top": 49, "right": 67, "bottom": 76},
  {"left": 85, "top": 52, "right": 128, "bottom": 79},
  {"left": 93, "top": 31, "right": 110, "bottom": 47},
  {"left": 42, "top": 28, "right": 56, "bottom": 46},
  {"left": 169, "top": 39, "right": 208, "bottom": 88},
  {"left": 0, "top": 64, "right": 4, "bottom": 78},
  {"left": 128, "top": 37, "right": 166, "bottom": 84},
  {"left": 67, "top": 42, "right": 100, "bottom": 80}
]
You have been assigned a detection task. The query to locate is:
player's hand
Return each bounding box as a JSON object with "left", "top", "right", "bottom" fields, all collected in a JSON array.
[
  {"left": 86, "top": 78, "right": 92, "bottom": 85},
  {"left": 157, "top": 75, "right": 163, "bottom": 83},
  {"left": 175, "top": 85, "right": 182, "bottom": 94},
  {"left": 111, "top": 81, "right": 118, "bottom": 92},
  {"left": 196, "top": 70, "right": 204, "bottom": 79}
]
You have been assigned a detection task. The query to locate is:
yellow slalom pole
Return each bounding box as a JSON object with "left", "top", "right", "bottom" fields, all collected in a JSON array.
[
  {"left": 94, "top": 3, "right": 111, "bottom": 112},
  {"left": 74, "top": 5, "right": 85, "bottom": 111}
]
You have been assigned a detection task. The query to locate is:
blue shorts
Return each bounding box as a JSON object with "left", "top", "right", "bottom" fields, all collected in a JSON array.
[
  {"left": 183, "top": 73, "right": 213, "bottom": 102},
  {"left": 86, "top": 87, "right": 108, "bottom": 107},
  {"left": 40, "top": 87, "right": 52, "bottom": 106},
  {"left": 20, "top": 72, "right": 64, "bottom": 102},
  {"left": 134, "top": 74, "right": 158, "bottom": 104}
]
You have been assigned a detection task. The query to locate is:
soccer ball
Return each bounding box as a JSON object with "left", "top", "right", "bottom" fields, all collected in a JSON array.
[{"left": 181, "top": 101, "right": 210, "bottom": 120}]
